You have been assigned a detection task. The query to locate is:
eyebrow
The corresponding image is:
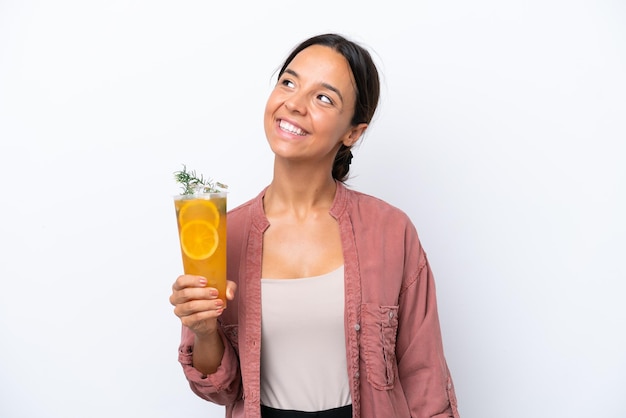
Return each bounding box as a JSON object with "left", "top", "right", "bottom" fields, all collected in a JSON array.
[{"left": 283, "top": 68, "right": 344, "bottom": 104}]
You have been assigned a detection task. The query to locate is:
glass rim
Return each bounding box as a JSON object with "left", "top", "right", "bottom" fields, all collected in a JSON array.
[{"left": 173, "top": 191, "right": 228, "bottom": 200}]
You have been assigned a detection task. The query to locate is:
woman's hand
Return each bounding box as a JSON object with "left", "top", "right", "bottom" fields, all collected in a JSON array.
[{"left": 169, "top": 275, "right": 237, "bottom": 338}]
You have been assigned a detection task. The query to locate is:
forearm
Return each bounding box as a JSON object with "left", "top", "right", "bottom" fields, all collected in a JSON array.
[
  {"left": 397, "top": 248, "right": 460, "bottom": 417},
  {"left": 178, "top": 325, "right": 243, "bottom": 405},
  {"left": 192, "top": 331, "right": 226, "bottom": 375}
]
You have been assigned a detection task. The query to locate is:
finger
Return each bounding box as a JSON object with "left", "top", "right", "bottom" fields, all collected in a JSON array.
[
  {"left": 226, "top": 281, "right": 238, "bottom": 300},
  {"left": 170, "top": 286, "right": 216, "bottom": 306},
  {"left": 174, "top": 299, "right": 225, "bottom": 322},
  {"left": 174, "top": 298, "right": 225, "bottom": 318},
  {"left": 171, "top": 275, "right": 207, "bottom": 292}
]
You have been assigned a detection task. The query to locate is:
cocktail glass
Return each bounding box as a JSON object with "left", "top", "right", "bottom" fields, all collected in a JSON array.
[{"left": 174, "top": 192, "right": 227, "bottom": 303}]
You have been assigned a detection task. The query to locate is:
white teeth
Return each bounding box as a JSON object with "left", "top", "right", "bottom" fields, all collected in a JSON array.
[{"left": 279, "top": 120, "right": 306, "bottom": 136}]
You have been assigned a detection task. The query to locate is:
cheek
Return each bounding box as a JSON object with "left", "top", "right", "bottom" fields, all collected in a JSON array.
[
  {"left": 263, "top": 97, "right": 280, "bottom": 137},
  {"left": 264, "top": 92, "right": 282, "bottom": 119},
  {"left": 263, "top": 97, "right": 275, "bottom": 124},
  {"left": 311, "top": 112, "right": 351, "bottom": 139}
]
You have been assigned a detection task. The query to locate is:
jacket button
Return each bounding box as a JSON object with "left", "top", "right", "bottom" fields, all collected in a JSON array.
[
  {"left": 355, "top": 371, "right": 360, "bottom": 379},
  {"left": 354, "top": 324, "right": 360, "bottom": 331}
]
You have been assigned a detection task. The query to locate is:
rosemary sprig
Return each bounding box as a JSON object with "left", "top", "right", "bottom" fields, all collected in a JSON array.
[{"left": 174, "top": 164, "right": 227, "bottom": 195}]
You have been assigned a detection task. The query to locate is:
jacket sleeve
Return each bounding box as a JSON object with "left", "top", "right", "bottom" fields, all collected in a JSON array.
[
  {"left": 177, "top": 324, "right": 243, "bottom": 406},
  {"left": 395, "top": 226, "right": 460, "bottom": 418}
]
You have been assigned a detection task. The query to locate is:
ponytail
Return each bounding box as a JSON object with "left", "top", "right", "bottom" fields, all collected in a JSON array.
[{"left": 332, "top": 144, "right": 354, "bottom": 182}]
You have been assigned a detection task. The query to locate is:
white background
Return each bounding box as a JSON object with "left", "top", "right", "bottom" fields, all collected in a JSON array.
[{"left": 1, "top": 1, "right": 624, "bottom": 417}]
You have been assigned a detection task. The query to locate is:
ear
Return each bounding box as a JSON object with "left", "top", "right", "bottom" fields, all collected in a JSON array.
[{"left": 341, "top": 123, "right": 368, "bottom": 147}]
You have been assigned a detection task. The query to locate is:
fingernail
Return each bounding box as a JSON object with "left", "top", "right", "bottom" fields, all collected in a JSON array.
[
  {"left": 199, "top": 278, "right": 207, "bottom": 286},
  {"left": 209, "top": 289, "right": 218, "bottom": 297}
]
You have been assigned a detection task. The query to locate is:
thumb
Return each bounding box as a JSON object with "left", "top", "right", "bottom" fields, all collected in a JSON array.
[{"left": 226, "top": 281, "right": 238, "bottom": 300}]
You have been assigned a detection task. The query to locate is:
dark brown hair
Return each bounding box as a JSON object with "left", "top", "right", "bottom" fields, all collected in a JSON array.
[{"left": 277, "top": 33, "right": 381, "bottom": 182}]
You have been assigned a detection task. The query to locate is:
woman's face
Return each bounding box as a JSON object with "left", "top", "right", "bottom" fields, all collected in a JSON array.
[{"left": 264, "top": 44, "right": 366, "bottom": 166}]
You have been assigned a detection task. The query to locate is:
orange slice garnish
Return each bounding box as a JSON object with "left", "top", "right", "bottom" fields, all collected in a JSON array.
[
  {"left": 178, "top": 199, "right": 220, "bottom": 228},
  {"left": 180, "top": 220, "right": 219, "bottom": 260}
]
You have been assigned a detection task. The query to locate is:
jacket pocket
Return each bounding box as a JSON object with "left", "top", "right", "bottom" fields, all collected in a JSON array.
[{"left": 361, "top": 303, "right": 399, "bottom": 390}]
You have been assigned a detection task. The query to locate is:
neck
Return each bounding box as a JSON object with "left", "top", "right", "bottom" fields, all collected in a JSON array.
[{"left": 264, "top": 158, "right": 338, "bottom": 217}]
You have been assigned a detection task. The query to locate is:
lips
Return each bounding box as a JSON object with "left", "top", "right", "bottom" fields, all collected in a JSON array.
[{"left": 279, "top": 119, "right": 307, "bottom": 136}]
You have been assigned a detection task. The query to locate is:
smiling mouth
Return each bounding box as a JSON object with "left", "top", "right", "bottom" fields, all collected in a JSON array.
[{"left": 279, "top": 120, "right": 307, "bottom": 136}]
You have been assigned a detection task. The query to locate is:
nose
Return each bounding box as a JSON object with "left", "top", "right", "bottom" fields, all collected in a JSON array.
[{"left": 284, "top": 92, "right": 307, "bottom": 114}]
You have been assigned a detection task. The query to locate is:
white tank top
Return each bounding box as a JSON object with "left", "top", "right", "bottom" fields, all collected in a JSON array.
[{"left": 260, "top": 265, "right": 351, "bottom": 411}]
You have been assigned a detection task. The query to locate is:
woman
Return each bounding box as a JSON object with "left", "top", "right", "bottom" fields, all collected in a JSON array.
[{"left": 170, "top": 33, "right": 460, "bottom": 418}]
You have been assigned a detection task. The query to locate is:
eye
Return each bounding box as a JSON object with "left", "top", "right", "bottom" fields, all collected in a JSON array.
[
  {"left": 317, "top": 94, "right": 333, "bottom": 105},
  {"left": 280, "top": 78, "right": 295, "bottom": 88}
]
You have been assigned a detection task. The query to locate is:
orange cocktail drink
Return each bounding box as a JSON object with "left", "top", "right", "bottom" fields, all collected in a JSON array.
[{"left": 174, "top": 192, "right": 227, "bottom": 303}]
